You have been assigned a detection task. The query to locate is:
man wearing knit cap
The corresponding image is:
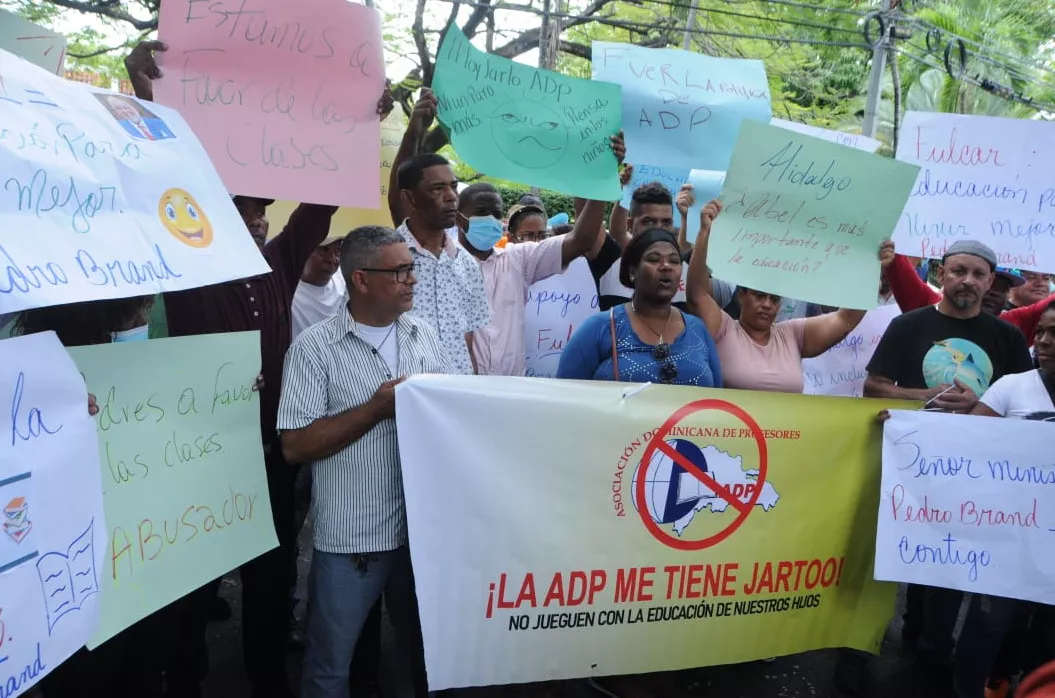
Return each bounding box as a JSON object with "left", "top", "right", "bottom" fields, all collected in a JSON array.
[{"left": 860, "top": 239, "right": 1034, "bottom": 697}]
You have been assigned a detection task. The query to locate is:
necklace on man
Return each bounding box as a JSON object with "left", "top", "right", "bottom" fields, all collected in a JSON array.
[{"left": 353, "top": 318, "right": 396, "bottom": 379}]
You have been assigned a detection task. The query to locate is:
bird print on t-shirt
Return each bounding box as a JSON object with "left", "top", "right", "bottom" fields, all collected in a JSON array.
[{"left": 922, "top": 338, "right": 993, "bottom": 396}]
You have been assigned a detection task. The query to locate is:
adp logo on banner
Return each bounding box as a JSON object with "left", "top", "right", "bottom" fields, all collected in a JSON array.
[{"left": 612, "top": 399, "right": 783, "bottom": 550}]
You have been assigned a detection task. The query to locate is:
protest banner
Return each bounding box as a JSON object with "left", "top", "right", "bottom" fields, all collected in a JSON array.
[
  {"left": 523, "top": 259, "right": 599, "bottom": 377},
  {"left": 592, "top": 42, "right": 771, "bottom": 172},
  {"left": 803, "top": 303, "right": 900, "bottom": 397},
  {"left": 397, "top": 376, "right": 908, "bottom": 690},
  {"left": 69, "top": 333, "right": 277, "bottom": 646},
  {"left": 433, "top": 28, "right": 622, "bottom": 201},
  {"left": 0, "top": 48, "right": 270, "bottom": 315},
  {"left": 892, "top": 112, "right": 1055, "bottom": 271},
  {"left": 268, "top": 109, "right": 406, "bottom": 234},
  {"left": 708, "top": 121, "right": 920, "bottom": 310},
  {"left": 771, "top": 119, "right": 881, "bottom": 154},
  {"left": 0, "top": 9, "right": 65, "bottom": 74},
  {"left": 877, "top": 410, "right": 1055, "bottom": 604},
  {"left": 685, "top": 169, "right": 727, "bottom": 242},
  {"left": 620, "top": 164, "right": 690, "bottom": 229},
  {"left": 155, "top": 0, "right": 386, "bottom": 207},
  {"left": 0, "top": 332, "right": 105, "bottom": 697}
]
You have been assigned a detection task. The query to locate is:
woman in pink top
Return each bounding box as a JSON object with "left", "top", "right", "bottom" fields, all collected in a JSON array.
[{"left": 684, "top": 203, "right": 870, "bottom": 393}]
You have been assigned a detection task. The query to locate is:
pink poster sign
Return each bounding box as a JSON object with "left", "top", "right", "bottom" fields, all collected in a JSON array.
[{"left": 156, "top": 0, "right": 385, "bottom": 208}]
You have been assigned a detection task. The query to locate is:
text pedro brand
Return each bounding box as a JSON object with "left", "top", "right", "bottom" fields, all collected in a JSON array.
[{"left": 483, "top": 559, "right": 844, "bottom": 631}]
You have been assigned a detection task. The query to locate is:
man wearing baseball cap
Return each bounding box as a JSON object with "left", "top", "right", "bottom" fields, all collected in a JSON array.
[
  {"left": 881, "top": 241, "right": 1055, "bottom": 347},
  {"left": 292, "top": 233, "right": 347, "bottom": 340},
  {"left": 863, "top": 239, "right": 1033, "bottom": 697}
]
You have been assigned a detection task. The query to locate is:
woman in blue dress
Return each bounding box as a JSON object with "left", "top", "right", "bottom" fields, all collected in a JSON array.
[{"left": 558, "top": 225, "right": 722, "bottom": 387}]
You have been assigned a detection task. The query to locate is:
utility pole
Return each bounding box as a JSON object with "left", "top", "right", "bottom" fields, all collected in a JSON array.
[
  {"left": 682, "top": 0, "right": 699, "bottom": 51},
  {"left": 533, "top": 0, "right": 561, "bottom": 194},
  {"left": 861, "top": 0, "right": 892, "bottom": 138}
]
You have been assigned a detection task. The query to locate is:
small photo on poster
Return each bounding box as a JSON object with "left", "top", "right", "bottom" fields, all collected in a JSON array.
[
  {"left": 93, "top": 92, "right": 176, "bottom": 142},
  {"left": 0, "top": 471, "right": 38, "bottom": 572}
]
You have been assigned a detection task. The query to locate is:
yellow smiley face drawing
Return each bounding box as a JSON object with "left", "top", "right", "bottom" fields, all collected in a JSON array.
[{"left": 158, "top": 188, "right": 213, "bottom": 248}]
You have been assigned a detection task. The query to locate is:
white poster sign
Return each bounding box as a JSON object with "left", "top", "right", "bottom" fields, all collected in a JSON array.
[
  {"left": 803, "top": 303, "right": 900, "bottom": 397},
  {"left": 876, "top": 410, "right": 1055, "bottom": 604},
  {"left": 0, "top": 48, "right": 269, "bottom": 315},
  {"left": 0, "top": 332, "right": 106, "bottom": 696},
  {"left": 893, "top": 112, "right": 1055, "bottom": 271},
  {"left": 0, "top": 10, "right": 65, "bottom": 75},
  {"left": 523, "top": 258, "right": 599, "bottom": 378},
  {"left": 771, "top": 118, "right": 881, "bottom": 154}
]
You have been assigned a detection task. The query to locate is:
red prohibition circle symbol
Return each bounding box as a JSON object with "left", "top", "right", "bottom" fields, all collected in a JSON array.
[{"left": 635, "top": 398, "right": 769, "bottom": 551}]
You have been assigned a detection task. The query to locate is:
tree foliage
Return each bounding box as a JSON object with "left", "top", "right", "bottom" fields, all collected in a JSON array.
[{"left": 13, "top": 0, "right": 1055, "bottom": 175}]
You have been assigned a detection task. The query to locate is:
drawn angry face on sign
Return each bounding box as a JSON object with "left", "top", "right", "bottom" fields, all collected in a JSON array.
[{"left": 490, "top": 99, "right": 569, "bottom": 170}]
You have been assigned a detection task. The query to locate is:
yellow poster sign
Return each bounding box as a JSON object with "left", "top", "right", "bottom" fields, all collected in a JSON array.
[{"left": 395, "top": 376, "right": 911, "bottom": 690}]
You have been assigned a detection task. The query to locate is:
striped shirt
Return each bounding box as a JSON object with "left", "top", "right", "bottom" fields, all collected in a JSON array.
[{"left": 277, "top": 306, "right": 451, "bottom": 554}]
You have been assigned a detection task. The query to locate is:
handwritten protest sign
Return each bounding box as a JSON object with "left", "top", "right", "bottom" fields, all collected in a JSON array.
[
  {"left": 771, "top": 119, "right": 880, "bottom": 154},
  {"left": 69, "top": 333, "right": 277, "bottom": 646},
  {"left": 0, "top": 332, "right": 105, "bottom": 697},
  {"left": 592, "top": 42, "right": 771, "bottom": 171},
  {"left": 434, "top": 28, "right": 622, "bottom": 201},
  {"left": 269, "top": 109, "right": 406, "bottom": 234},
  {"left": 803, "top": 303, "right": 900, "bottom": 396},
  {"left": 524, "top": 259, "right": 599, "bottom": 377},
  {"left": 877, "top": 410, "right": 1055, "bottom": 604},
  {"left": 686, "top": 169, "right": 727, "bottom": 242},
  {"left": 621, "top": 164, "right": 689, "bottom": 229},
  {"left": 893, "top": 112, "right": 1055, "bottom": 271},
  {"left": 155, "top": 0, "right": 385, "bottom": 207},
  {"left": 708, "top": 121, "right": 920, "bottom": 309},
  {"left": 0, "top": 49, "right": 270, "bottom": 315},
  {"left": 0, "top": 9, "right": 65, "bottom": 75}
]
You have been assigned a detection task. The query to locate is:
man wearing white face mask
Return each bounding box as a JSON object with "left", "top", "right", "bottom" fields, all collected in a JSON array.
[{"left": 455, "top": 183, "right": 607, "bottom": 376}]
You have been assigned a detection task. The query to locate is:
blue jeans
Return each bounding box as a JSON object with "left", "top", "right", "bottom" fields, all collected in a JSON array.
[{"left": 301, "top": 547, "right": 429, "bottom": 698}]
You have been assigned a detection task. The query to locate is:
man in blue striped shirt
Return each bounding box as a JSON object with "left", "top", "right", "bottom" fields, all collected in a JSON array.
[{"left": 277, "top": 225, "right": 450, "bottom": 698}]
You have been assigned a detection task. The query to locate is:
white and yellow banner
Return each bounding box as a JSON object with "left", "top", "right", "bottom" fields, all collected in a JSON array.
[{"left": 396, "top": 376, "right": 911, "bottom": 691}]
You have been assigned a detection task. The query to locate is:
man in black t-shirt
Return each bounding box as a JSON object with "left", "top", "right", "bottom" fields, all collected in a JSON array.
[
  {"left": 863, "top": 239, "right": 1033, "bottom": 697},
  {"left": 866, "top": 240, "right": 1032, "bottom": 403}
]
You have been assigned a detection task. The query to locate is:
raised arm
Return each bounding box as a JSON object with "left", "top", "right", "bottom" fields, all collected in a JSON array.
[
  {"left": 683, "top": 200, "right": 724, "bottom": 337},
  {"left": 388, "top": 88, "right": 437, "bottom": 226},
  {"left": 675, "top": 184, "right": 694, "bottom": 255},
  {"left": 882, "top": 242, "right": 940, "bottom": 311},
  {"left": 801, "top": 308, "right": 866, "bottom": 358},
  {"left": 606, "top": 164, "right": 633, "bottom": 252},
  {"left": 563, "top": 199, "right": 608, "bottom": 266},
  {"left": 124, "top": 41, "right": 167, "bottom": 101},
  {"left": 1001, "top": 292, "right": 1055, "bottom": 347}
]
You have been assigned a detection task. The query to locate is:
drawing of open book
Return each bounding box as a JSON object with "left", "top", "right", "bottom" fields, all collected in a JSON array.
[{"left": 36, "top": 518, "right": 99, "bottom": 634}]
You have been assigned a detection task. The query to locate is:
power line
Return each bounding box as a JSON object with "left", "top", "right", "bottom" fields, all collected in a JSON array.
[
  {"left": 431, "top": 0, "right": 873, "bottom": 48},
  {"left": 894, "top": 43, "right": 1055, "bottom": 111}
]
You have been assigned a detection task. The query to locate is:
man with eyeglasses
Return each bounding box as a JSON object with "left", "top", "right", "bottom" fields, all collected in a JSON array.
[
  {"left": 279, "top": 225, "right": 451, "bottom": 698},
  {"left": 861, "top": 240, "right": 1033, "bottom": 698}
]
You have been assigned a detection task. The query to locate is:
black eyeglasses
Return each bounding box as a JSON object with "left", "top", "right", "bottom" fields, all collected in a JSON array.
[
  {"left": 361, "top": 263, "right": 417, "bottom": 283},
  {"left": 652, "top": 343, "right": 678, "bottom": 384}
]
